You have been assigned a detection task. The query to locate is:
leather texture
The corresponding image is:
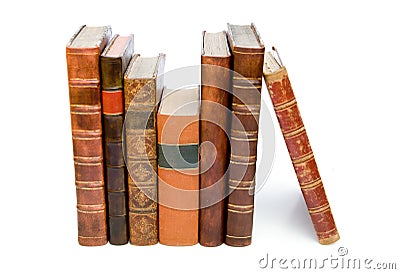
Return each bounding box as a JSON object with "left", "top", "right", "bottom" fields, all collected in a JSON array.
[
  {"left": 101, "top": 34, "right": 134, "bottom": 245},
  {"left": 225, "top": 23, "right": 265, "bottom": 247},
  {"left": 66, "top": 25, "right": 112, "bottom": 246},
  {"left": 124, "top": 54, "right": 165, "bottom": 245},
  {"left": 263, "top": 66, "right": 340, "bottom": 245},
  {"left": 199, "top": 31, "right": 231, "bottom": 247}
]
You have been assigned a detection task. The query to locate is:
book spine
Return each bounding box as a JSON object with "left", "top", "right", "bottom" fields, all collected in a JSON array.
[
  {"left": 225, "top": 45, "right": 265, "bottom": 247},
  {"left": 158, "top": 114, "right": 199, "bottom": 246},
  {"left": 199, "top": 56, "right": 231, "bottom": 246},
  {"left": 125, "top": 76, "right": 159, "bottom": 245},
  {"left": 101, "top": 40, "right": 133, "bottom": 245},
  {"left": 263, "top": 67, "right": 340, "bottom": 245},
  {"left": 103, "top": 92, "right": 127, "bottom": 245},
  {"left": 66, "top": 36, "right": 110, "bottom": 246}
]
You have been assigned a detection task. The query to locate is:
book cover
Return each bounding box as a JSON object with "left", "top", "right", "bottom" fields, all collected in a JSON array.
[
  {"left": 101, "top": 34, "right": 134, "bottom": 245},
  {"left": 225, "top": 23, "right": 265, "bottom": 247},
  {"left": 124, "top": 53, "right": 165, "bottom": 245},
  {"left": 263, "top": 49, "right": 340, "bottom": 245},
  {"left": 199, "top": 31, "right": 231, "bottom": 247},
  {"left": 158, "top": 87, "right": 200, "bottom": 246},
  {"left": 66, "top": 25, "right": 112, "bottom": 246}
]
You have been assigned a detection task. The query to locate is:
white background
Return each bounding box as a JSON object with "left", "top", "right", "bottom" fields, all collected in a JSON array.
[{"left": 1, "top": 0, "right": 399, "bottom": 273}]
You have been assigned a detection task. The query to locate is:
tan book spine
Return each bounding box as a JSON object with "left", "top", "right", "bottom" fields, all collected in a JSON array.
[{"left": 124, "top": 54, "right": 165, "bottom": 245}]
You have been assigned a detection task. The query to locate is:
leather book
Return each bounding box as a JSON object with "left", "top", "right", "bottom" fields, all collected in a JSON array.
[
  {"left": 66, "top": 25, "right": 111, "bottom": 246},
  {"left": 124, "top": 53, "right": 165, "bottom": 245},
  {"left": 158, "top": 87, "right": 200, "bottom": 246},
  {"left": 101, "top": 34, "right": 134, "bottom": 245},
  {"left": 199, "top": 31, "right": 231, "bottom": 247},
  {"left": 263, "top": 50, "right": 340, "bottom": 245},
  {"left": 225, "top": 23, "right": 265, "bottom": 247}
]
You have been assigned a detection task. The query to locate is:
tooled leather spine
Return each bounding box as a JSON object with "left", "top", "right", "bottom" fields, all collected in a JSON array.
[
  {"left": 101, "top": 35, "right": 134, "bottom": 245},
  {"left": 264, "top": 67, "right": 339, "bottom": 245},
  {"left": 225, "top": 24, "right": 265, "bottom": 247},
  {"left": 124, "top": 54, "right": 165, "bottom": 245},
  {"left": 66, "top": 26, "right": 111, "bottom": 246}
]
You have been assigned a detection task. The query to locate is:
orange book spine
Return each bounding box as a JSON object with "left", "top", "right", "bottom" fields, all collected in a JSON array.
[{"left": 157, "top": 100, "right": 199, "bottom": 246}]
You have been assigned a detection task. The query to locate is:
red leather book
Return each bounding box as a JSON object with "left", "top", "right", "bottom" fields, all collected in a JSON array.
[
  {"left": 101, "top": 34, "right": 134, "bottom": 245},
  {"left": 225, "top": 23, "right": 265, "bottom": 247},
  {"left": 124, "top": 54, "right": 165, "bottom": 245},
  {"left": 158, "top": 87, "right": 200, "bottom": 246},
  {"left": 263, "top": 49, "right": 340, "bottom": 245},
  {"left": 200, "top": 31, "right": 231, "bottom": 247},
  {"left": 66, "top": 25, "right": 111, "bottom": 246}
]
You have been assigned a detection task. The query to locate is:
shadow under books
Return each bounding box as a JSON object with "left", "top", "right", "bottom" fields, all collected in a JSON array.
[{"left": 256, "top": 187, "right": 316, "bottom": 242}]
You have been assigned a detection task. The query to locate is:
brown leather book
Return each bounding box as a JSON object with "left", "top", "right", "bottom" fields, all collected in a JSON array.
[
  {"left": 158, "top": 87, "right": 200, "bottom": 246},
  {"left": 263, "top": 50, "right": 340, "bottom": 245},
  {"left": 225, "top": 23, "right": 265, "bottom": 247},
  {"left": 66, "top": 25, "right": 111, "bottom": 246},
  {"left": 124, "top": 54, "right": 165, "bottom": 245},
  {"left": 199, "top": 31, "right": 231, "bottom": 247},
  {"left": 101, "top": 34, "right": 134, "bottom": 245}
]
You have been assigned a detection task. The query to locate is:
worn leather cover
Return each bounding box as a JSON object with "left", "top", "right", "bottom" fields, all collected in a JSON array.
[
  {"left": 199, "top": 31, "right": 231, "bottom": 247},
  {"left": 157, "top": 88, "right": 200, "bottom": 246},
  {"left": 263, "top": 66, "right": 340, "bottom": 245},
  {"left": 101, "top": 34, "right": 134, "bottom": 245},
  {"left": 124, "top": 54, "right": 165, "bottom": 245},
  {"left": 225, "top": 23, "right": 265, "bottom": 247},
  {"left": 66, "top": 25, "right": 111, "bottom": 246}
]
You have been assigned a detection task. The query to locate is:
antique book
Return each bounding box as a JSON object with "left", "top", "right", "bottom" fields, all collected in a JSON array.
[
  {"left": 225, "top": 23, "right": 265, "bottom": 247},
  {"left": 101, "top": 34, "right": 134, "bottom": 245},
  {"left": 263, "top": 49, "right": 340, "bottom": 245},
  {"left": 124, "top": 53, "right": 165, "bottom": 245},
  {"left": 199, "top": 31, "right": 231, "bottom": 247},
  {"left": 66, "top": 25, "right": 111, "bottom": 246},
  {"left": 158, "top": 87, "right": 200, "bottom": 246}
]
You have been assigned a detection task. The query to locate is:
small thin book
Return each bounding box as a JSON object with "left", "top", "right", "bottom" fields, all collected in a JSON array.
[{"left": 263, "top": 48, "right": 340, "bottom": 245}]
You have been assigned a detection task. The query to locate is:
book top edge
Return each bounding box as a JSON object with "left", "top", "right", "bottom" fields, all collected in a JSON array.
[
  {"left": 102, "top": 34, "right": 134, "bottom": 58},
  {"left": 67, "top": 25, "right": 111, "bottom": 49},
  {"left": 202, "top": 31, "right": 231, "bottom": 58},
  {"left": 263, "top": 51, "right": 286, "bottom": 79},
  {"left": 227, "top": 23, "right": 264, "bottom": 50},
  {"left": 125, "top": 53, "right": 165, "bottom": 80}
]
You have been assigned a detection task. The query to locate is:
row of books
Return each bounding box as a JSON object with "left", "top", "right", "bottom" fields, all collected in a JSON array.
[{"left": 66, "top": 23, "right": 340, "bottom": 247}]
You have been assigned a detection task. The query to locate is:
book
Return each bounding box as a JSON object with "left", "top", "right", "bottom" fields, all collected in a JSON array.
[
  {"left": 225, "top": 23, "right": 265, "bottom": 247},
  {"left": 101, "top": 34, "right": 134, "bottom": 245},
  {"left": 66, "top": 25, "right": 111, "bottom": 246},
  {"left": 158, "top": 87, "right": 200, "bottom": 246},
  {"left": 199, "top": 31, "right": 231, "bottom": 247},
  {"left": 263, "top": 49, "right": 340, "bottom": 245},
  {"left": 124, "top": 53, "right": 165, "bottom": 245}
]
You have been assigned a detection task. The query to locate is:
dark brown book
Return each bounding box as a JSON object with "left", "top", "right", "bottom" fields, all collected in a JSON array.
[
  {"left": 199, "top": 31, "right": 231, "bottom": 247},
  {"left": 101, "top": 34, "right": 134, "bottom": 245},
  {"left": 124, "top": 54, "right": 165, "bottom": 245},
  {"left": 158, "top": 87, "right": 200, "bottom": 246},
  {"left": 225, "top": 23, "right": 265, "bottom": 247},
  {"left": 263, "top": 49, "right": 340, "bottom": 245},
  {"left": 66, "top": 25, "right": 111, "bottom": 246}
]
